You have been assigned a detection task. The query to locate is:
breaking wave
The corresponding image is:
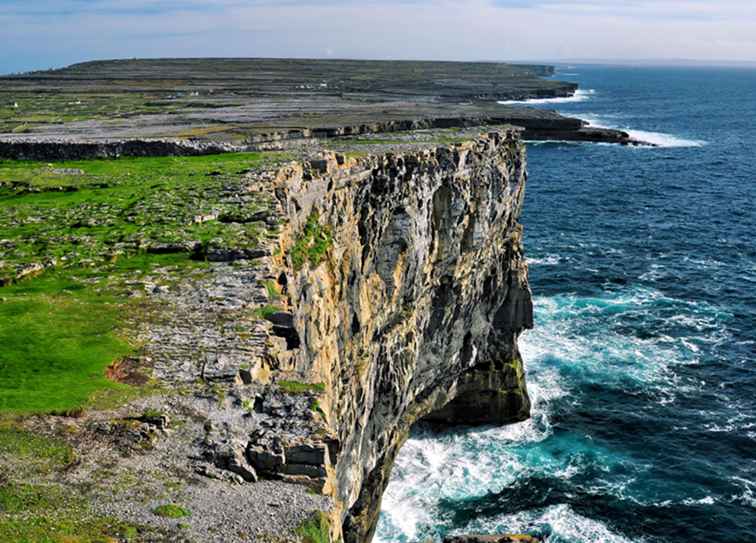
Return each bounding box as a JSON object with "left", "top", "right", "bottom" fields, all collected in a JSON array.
[
  {"left": 498, "top": 89, "right": 595, "bottom": 105},
  {"left": 624, "top": 129, "right": 707, "bottom": 148},
  {"left": 376, "top": 285, "right": 723, "bottom": 542},
  {"left": 581, "top": 113, "right": 706, "bottom": 148}
]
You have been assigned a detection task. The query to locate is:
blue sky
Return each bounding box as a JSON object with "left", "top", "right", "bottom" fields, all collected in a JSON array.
[{"left": 1, "top": 0, "right": 755, "bottom": 73}]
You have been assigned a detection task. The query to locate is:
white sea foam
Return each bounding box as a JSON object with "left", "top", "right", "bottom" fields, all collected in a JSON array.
[
  {"left": 580, "top": 114, "right": 707, "bottom": 148},
  {"left": 377, "top": 285, "right": 724, "bottom": 542},
  {"left": 375, "top": 367, "right": 565, "bottom": 542},
  {"left": 625, "top": 129, "right": 707, "bottom": 148},
  {"left": 682, "top": 496, "right": 717, "bottom": 505},
  {"left": 578, "top": 113, "right": 613, "bottom": 129},
  {"left": 498, "top": 88, "right": 595, "bottom": 105},
  {"left": 461, "top": 504, "right": 638, "bottom": 543},
  {"left": 528, "top": 254, "right": 561, "bottom": 266},
  {"left": 703, "top": 413, "right": 756, "bottom": 434},
  {"left": 731, "top": 477, "right": 756, "bottom": 508},
  {"left": 520, "top": 287, "right": 712, "bottom": 398},
  {"left": 524, "top": 140, "right": 585, "bottom": 146}
]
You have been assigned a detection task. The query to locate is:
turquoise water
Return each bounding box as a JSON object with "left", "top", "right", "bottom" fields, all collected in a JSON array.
[{"left": 376, "top": 65, "right": 756, "bottom": 542}]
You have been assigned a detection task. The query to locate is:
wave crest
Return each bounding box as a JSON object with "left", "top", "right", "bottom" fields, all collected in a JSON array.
[
  {"left": 581, "top": 114, "right": 706, "bottom": 148},
  {"left": 498, "top": 89, "right": 595, "bottom": 105}
]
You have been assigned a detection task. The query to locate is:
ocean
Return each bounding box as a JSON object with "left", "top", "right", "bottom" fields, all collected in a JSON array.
[{"left": 376, "top": 65, "right": 756, "bottom": 542}]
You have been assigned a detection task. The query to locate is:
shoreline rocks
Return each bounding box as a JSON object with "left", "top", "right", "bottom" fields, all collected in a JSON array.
[{"left": 0, "top": 115, "right": 649, "bottom": 161}]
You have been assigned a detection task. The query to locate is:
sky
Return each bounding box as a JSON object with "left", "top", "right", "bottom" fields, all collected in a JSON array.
[{"left": 1, "top": 0, "right": 756, "bottom": 73}]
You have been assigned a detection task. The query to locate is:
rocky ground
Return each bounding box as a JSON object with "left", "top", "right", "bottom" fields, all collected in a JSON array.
[
  {"left": 0, "top": 58, "right": 641, "bottom": 149},
  {"left": 0, "top": 146, "right": 336, "bottom": 541}
]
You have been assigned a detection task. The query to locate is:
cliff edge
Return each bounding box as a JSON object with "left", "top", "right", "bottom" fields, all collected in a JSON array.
[{"left": 274, "top": 129, "right": 533, "bottom": 540}]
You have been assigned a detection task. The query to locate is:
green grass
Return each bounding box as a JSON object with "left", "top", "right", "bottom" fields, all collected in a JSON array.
[
  {"left": 429, "top": 135, "right": 469, "bottom": 145},
  {"left": 0, "top": 254, "right": 194, "bottom": 414},
  {"left": 295, "top": 511, "right": 331, "bottom": 543},
  {"left": 11, "top": 124, "right": 31, "bottom": 134},
  {"left": 277, "top": 380, "right": 326, "bottom": 394},
  {"left": 255, "top": 304, "right": 284, "bottom": 320},
  {"left": 290, "top": 211, "right": 332, "bottom": 271},
  {"left": 342, "top": 151, "right": 369, "bottom": 160},
  {"left": 152, "top": 503, "right": 191, "bottom": 519},
  {"left": 0, "top": 483, "right": 142, "bottom": 542},
  {"left": 0, "top": 152, "right": 286, "bottom": 284},
  {"left": 0, "top": 151, "right": 286, "bottom": 414},
  {"left": 140, "top": 407, "right": 164, "bottom": 419},
  {"left": 0, "top": 90, "right": 187, "bottom": 133},
  {"left": 0, "top": 423, "right": 144, "bottom": 541},
  {"left": 262, "top": 279, "right": 281, "bottom": 301},
  {"left": 0, "top": 278, "right": 131, "bottom": 414},
  {"left": 0, "top": 425, "right": 143, "bottom": 541},
  {"left": 309, "top": 398, "right": 326, "bottom": 418},
  {"left": 0, "top": 426, "right": 74, "bottom": 474}
]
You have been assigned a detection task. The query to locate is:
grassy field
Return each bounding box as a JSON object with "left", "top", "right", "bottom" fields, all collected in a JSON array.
[
  {"left": 0, "top": 151, "right": 282, "bottom": 415},
  {"left": 0, "top": 254, "right": 196, "bottom": 414},
  {"left": 0, "top": 91, "right": 185, "bottom": 133},
  {"left": 0, "top": 152, "right": 285, "bottom": 284}
]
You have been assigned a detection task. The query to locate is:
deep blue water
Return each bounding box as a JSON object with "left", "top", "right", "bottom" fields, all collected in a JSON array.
[{"left": 377, "top": 65, "right": 756, "bottom": 543}]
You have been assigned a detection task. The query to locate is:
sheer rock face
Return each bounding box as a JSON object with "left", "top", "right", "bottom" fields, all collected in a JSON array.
[{"left": 273, "top": 129, "right": 533, "bottom": 542}]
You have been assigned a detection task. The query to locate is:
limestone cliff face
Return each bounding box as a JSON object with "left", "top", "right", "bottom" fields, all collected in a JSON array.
[{"left": 272, "top": 130, "right": 533, "bottom": 542}]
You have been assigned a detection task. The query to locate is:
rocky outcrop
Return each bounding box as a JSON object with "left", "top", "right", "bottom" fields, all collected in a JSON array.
[
  {"left": 0, "top": 113, "right": 645, "bottom": 160},
  {"left": 0, "top": 138, "right": 249, "bottom": 160},
  {"left": 267, "top": 129, "right": 533, "bottom": 541},
  {"left": 0, "top": 128, "right": 534, "bottom": 542}
]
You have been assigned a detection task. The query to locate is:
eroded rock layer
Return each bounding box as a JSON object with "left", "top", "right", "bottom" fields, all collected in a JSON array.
[{"left": 272, "top": 129, "right": 533, "bottom": 541}]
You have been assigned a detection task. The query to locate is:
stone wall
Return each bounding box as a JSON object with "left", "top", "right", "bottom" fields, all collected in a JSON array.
[{"left": 0, "top": 139, "right": 249, "bottom": 160}]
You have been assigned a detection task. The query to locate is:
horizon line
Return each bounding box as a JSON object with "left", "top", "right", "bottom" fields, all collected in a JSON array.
[{"left": 3, "top": 55, "right": 756, "bottom": 76}]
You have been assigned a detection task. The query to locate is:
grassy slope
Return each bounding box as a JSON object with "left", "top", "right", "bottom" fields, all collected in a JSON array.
[{"left": 0, "top": 254, "right": 194, "bottom": 414}]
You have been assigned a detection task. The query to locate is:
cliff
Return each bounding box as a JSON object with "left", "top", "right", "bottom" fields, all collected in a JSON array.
[
  {"left": 268, "top": 129, "right": 533, "bottom": 541},
  {"left": 0, "top": 129, "right": 532, "bottom": 542}
]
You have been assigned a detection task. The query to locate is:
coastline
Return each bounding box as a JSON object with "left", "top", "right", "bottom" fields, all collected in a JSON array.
[
  {"left": 0, "top": 58, "right": 648, "bottom": 157},
  {"left": 0, "top": 59, "right": 654, "bottom": 543}
]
